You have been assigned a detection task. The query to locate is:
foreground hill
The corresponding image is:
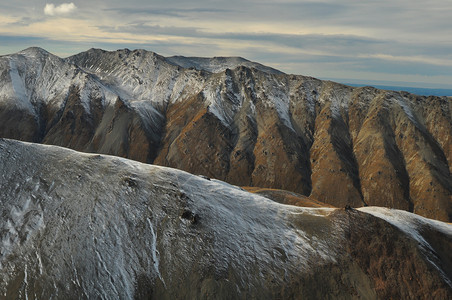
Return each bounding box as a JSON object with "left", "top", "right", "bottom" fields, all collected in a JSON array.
[
  {"left": 0, "top": 138, "right": 451, "bottom": 299},
  {"left": 0, "top": 47, "right": 450, "bottom": 221},
  {"left": 243, "top": 186, "right": 336, "bottom": 208}
]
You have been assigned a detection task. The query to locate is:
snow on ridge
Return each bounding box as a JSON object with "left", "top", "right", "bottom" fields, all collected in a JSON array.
[
  {"left": 16, "top": 47, "right": 52, "bottom": 61},
  {"left": 166, "top": 55, "right": 283, "bottom": 75},
  {"left": 68, "top": 49, "right": 187, "bottom": 109},
  {"left": 166, "top": 56, "right": 222, "bottom": 73},
  {"left": 168, "top": 69, "right": 206, "bottom": 104},
  {"left": 0, "top": 49, "right": 91, "bottom": 113},
  {"left": 358, "top": 206, "right": 452, "bottom": 287},
  {"left": 358, "top": 207, "right": 452, "bottom": 243},
  {"left": 323, "top": 82, "right": 352, "bottom": 120},
  {"left": 168, "top": 158, "right": 341, "bottom": 270}
]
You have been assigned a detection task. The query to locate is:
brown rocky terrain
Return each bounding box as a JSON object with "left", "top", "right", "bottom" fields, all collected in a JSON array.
[
  {"left": 0, "top": 138, "right": 451, "bottom": 299},
  {"left": 0, "top": 47, "right": 450, "bottom": 221}
]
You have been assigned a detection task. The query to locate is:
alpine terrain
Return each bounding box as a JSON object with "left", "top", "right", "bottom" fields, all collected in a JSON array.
[
  {"left": 1, "top": 138, "right": 452, "bottom": 299},
  {"left": 0, "top": 47, "right": 451, "bottom": 222}
]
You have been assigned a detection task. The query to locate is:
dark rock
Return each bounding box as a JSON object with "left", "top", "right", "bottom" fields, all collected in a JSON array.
[{"left": 180, "top": 209, "right": 199, "bottom": 224}]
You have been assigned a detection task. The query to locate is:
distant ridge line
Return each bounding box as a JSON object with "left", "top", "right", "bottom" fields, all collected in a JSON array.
[{"left": 344, "top": 83, "right": 452, "bottom": 97}]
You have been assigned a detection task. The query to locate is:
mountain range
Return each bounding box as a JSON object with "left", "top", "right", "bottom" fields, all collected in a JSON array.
[{"left": 0, "top": 47, "right": 451, "bottom": 222}]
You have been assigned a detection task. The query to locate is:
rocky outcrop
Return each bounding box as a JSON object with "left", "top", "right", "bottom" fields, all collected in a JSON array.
[
  {"left": 1, "top": 139, "right": 451, "bottom": 299},
  {"left": 0, "top": 47, "right": 450, "bottom": 221}
]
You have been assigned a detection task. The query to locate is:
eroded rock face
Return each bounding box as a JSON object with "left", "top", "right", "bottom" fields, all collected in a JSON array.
[
  {"left": 0, "top": 48, "right": 451, "bottom": 221},
  {"left": 0, "top": 139, "right": 451, "bottom": 299}
]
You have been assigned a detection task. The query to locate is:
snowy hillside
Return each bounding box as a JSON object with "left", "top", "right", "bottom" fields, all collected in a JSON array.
[{"left": 0, "top": 138, "right": 451, "bottom": 299}]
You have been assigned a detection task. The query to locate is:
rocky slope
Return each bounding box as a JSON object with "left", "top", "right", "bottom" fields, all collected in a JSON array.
[
  {"left": 0, "top": 47, "right": 450, "bottom": 221},
  {"left": 1, "top": 138, "right": 451, "bottom": 299}
]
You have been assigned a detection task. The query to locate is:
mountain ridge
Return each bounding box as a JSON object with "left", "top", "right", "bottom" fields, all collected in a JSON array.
[
  {"left": 0, "top": 47, "right": 450, "bottom": 221},
  {"left": 0, "top": 138, "right": 451, "bottom": 299}
]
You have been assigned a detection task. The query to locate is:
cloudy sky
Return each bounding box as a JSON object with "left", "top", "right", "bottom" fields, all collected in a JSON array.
[{"left": 1, "top": 0, "right": 451, "bottom": 88}]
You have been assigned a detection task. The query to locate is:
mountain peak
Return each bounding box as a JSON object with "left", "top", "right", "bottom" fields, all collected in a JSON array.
[
  {"left": 68, "top": 48, "right": 166, "bottom": 66},
  {"left": 18, "top": 46, "right": 51, "bottom": 57}
]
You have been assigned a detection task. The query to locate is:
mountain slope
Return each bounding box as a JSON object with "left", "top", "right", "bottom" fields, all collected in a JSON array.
[
  {"left": 0, "top": 138, "right": 451, "bottom": 299},
  {"left": 0, "top": 47, "right": 450, "bottom": 221}
]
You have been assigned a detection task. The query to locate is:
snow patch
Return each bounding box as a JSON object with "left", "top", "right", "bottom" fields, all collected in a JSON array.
[
  {"left": 259, "top": 75, "right": 295, "bottom": 131},
  {"left": 0, "top": 192, "right": 44, "bottom": 269},
  {"left": 8, "top": 59, "right": 34, "bottom": 112},
  {"left": 147, "top": 218, "right": 164, "bottom": 285},
  {"left": 204, "top": 83, "right": 232, "bottom": 126},
  {"left": 393, "top": 94, "right": 420, "bottom": 126}
]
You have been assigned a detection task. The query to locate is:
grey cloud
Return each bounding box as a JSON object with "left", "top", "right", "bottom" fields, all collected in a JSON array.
[
  {"left": 104, "top": 7, "right": 233, "bottom": 18},
  {"left": 98, "top": 23, "right": 202, "bottom": 36},
  {"left": 96, "top": 21, "right": 385, "bottom": 50},
  {"left": 209, "top": 32, "right": 386, "bottom": 52},
  {"left": 246, "top": 1, "right": 348, "bottom": 20},
  {"left": 349, "top": 57, "right": 452, "bottom": 77},
  {"left": 7, "top": 16, "right": 46, "bottom": 27},
  {"left": 102, "top": 1, "right": 345, "bottom": 22},
  {"left": 0, "top": 3, "right": 18, "bottom": 10},
  {"left": 0, "top": 35, "right": 47, "bottom": 45}
]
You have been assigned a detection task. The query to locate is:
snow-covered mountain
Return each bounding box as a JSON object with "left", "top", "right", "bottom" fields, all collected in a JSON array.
[
  {"left": 165, "top": 55, "right": 284, "bottom": 75},
  {"left": 1, "top": 138, "right": 451, "bottom": 299},
  {"left": 0, "top": 47, "right": 451, "bottom": 222}
]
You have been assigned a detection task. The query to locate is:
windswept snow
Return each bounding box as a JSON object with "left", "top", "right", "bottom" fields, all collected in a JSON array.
[
  {"left": 0, "top": 139, "right": 343, "bottom": 298},
  {"left": 359, "top": 206, "right": 452, "bottom": 247},
  {"left": 1, "top": 139, "right": 451, "bottom": 298}
]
